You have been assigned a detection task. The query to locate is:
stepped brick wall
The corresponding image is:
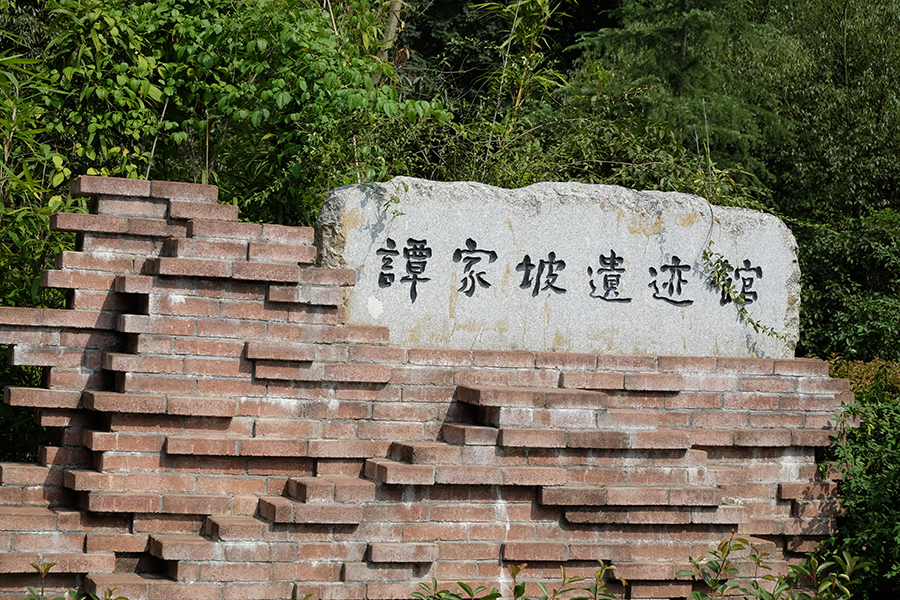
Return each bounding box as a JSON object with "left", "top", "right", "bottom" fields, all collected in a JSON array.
[{"left": 0, "top": 176, "right": 850, "bottom": 600}]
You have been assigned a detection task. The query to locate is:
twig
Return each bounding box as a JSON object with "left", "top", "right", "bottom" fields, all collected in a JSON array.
[{"left": 144, "top": 96, "right": 169, "bottom": 179}]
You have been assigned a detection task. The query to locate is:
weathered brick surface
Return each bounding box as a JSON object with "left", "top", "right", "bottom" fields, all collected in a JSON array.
[{"left": 0, "top": 176, "right": 849, "bottom": 600}]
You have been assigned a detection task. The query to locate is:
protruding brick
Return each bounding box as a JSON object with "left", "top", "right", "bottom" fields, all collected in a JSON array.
[
  {"left": 150, "top": 180, "right": 218, "bottom": 202},
  {"left": 169, "top": 200, "right": 238, "bottom": 221},
  {"left": 779, "top": 482, "right": 838, "bottom": 499},
  {"left": 189, "top": 219, "right": 262, "bottom": 240},
  {"left": 4, "top": 387, "right": 81, "bottom": 409},
  {"left": 72, "top": 175, "right": 150, "bottom": 197},
  {"left": 84, "top": 391, "right": 166, "bottom": 414},
  {"left": 232, "top": 261, "right": 300, "bottom": 283},
  {"left": 245, "top": 341, "right": 316, "bottom": 361},
  {"left": 150, "top": 257, "right": 231, "bottom": 278},
  {"left": 366, "top": 458, "right": 434, "bottom": 485},
  {"left": 51, "top": 212, "right": 129, "bottom": 236},
  {"left": 116, "top": 275, "right": 153, "bottom": 294},
  {"left": 624, "top": 373, "right": 684, "bottom": 392},
  {"left": 502, "top": 467, "right": 567, "bottom": 486},
  {"left": 561, "top": 372, "right": 624, "bottom": 390},
  {"left": 441, "top": 424, "right": 499, "bottom": 446}
]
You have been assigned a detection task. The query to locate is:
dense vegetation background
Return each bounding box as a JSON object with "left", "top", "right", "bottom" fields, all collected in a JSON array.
[{"left": 2, "top": 0, "right": 900, "bottom": 596}]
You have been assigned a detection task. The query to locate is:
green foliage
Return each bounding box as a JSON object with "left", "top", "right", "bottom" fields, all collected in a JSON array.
[
  {"left": 412, "top": 562, "right": 624, "bottom": 600},
  {"left": 820, "top": 357, "right": 900, "bottom": 598},
  {"left": 701, "top": 241, "right": 784, "bottom": 340},
  {"left": 27, "top": 562, "right": 129, "bottom": 600},
  {"left": 679, "top": 533, "right": 869, "bottom": 600}
]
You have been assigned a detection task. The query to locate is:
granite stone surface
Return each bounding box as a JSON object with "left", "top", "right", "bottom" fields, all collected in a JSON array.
[{"left": 317, "top": 178, "right": 799, "bottom": 358}]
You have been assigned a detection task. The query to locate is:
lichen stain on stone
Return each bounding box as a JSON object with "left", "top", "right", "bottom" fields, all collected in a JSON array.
[
  {"left": 448, "top": 275, "right": 459, "bottom": 320},
  {"left": 628, "top": 215, "right": 663, "bottom": 236},
  {"left": 676, "top": 212, "right": 700, "bottom": 227},
  {"left": 551, "top": 330, "right": 568, "bottom": 351},
  {"left": 341, "top": 207, "right": 365, "bottom": 235}
]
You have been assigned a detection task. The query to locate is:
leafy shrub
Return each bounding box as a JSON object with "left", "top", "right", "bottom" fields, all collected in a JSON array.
[{"left": 819, "top": 357, "right": 900, "bottom": 598}]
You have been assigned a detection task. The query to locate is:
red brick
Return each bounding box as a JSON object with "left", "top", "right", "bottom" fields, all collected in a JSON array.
[
  {"left": 325, "top": 363, "right": 391, "bottom": 383},
  {"left": 633, "top": 429, "right": 691, "bottom": 449},
  {"left": 10, "top": 344, "right": 84, "bottom": 367},
  {"left": 88, "top": 492, "right": 161, "bottom": 513},
  {"left": 567, "top": 430, "right": 629, "bottom": 449},
  {"left": 259, "top": 223, "right": 313, "bottom": 244},
  {"left": 779, "top": 482, "right": 838, "bottom": 499},
  {"left": 502, "top": 467, "right": 567, "bottom": 486},
  {"left": 499, "top": 428, "right": 567, "bottom": 448},
  {"left": 151, "top": 180, "right": 218, "bottom": 201},
  {"left": 734, "top": 429, "right": 792, "bottom": 447},
  {"left": 244, "top": 341, "right": 315, "bottom": 361},
  {"left": 349, "top": 345, "right": 407, "bottom": 364},
  {"left": 624, "top": 373, "right": 683, "bottom": 391},
  {"left": 0, "top": 306, "right": 42, "bottom": 326},
  {"left": 0, "top": 463, "right": 62, "bottom": 486},
  {"left": 116, "top": 275, "right": 153, "bottom": 294},
  {"left": 151, "top": 257, "right": 231, "bottom": 279},
  {"left": 162, "top": 494, "right": 231, "bottom": 515},
  {"left": 196, "top": 318, "right": 265, "bottom": 339},
  {"left": 4, "top": 387, "right": 81, "bottom": 409},
  {"left": 540, "top": 486, "right": 607, "bottom": 506},
  {"left": 51, "top": 212, "right": 128, "bottom": 234},
  {"left": 331, "top": 325, "right": 389, "bottom": 343},
  {"left": 433, "top": 466, "right": 502, "bottom": 485},
  {"left": 167, "top": 396, "right": 236, "bottom": 417},
  {"left": 118, "top": 314, "right": 196, "bottom": 335},
  {"left": 658, "top": 356, "right": 716, "bottom": 372},
  {"left": 798, "top": 378, "right": 850, "bottom": 394},
  {"left": 86, "top": 533, "right": 150, "bottom": 553},
  {"left": 56, "top": 250, "right": 133, "bottom": 272},
  {"left": 330, "top": 477, "right": 377, "bottom": 502},
  {"left": 605, "top": 486, "right": 668, "bottom": 505},
  {"left": 126, "top": 473, "right": 197, "bottom": 493},
  {"left": 239, "top": 438, "right": 307, "bottom": 457},
  {"left": 170, "top": 337, "right": 240, "bottom": 358},
  {"left": 369, "top": 542, "right": 439, "bottom": 563},
  {"left": 749, "top": 412, "right": 805, "bottom": 428},
  {"left": 440, "top": 424, "right": 498, "bottom": 446},
  {"left": 246, "top": 241, "right": 315, "bottom": 264},
  {"left": 561, "top": 372, "right": 624, "bottom": 390},
  {"left": 792, "top": 429, "right": 835, "bottom": 447},
  {"left": 717, "top": 357, "right": 774, "bottom": 374},
  {"left": 532, "top": 351, "right": 595, "bottom": 370},
  {"left": 188, "top": 219, "right": 262, "bottom": 240},
  {"left": 739, "top": 377, "right": 798, "bottom": 393},
  {"left": 72, "top": 175, "right": 150, "bottom": 197},
  {"left": 232, "top": 261, "right": 300, "bottom": 283},
  {"left": 64, "top": 469, "right": 125, "bottom": 491},
  {"left": 166, "top": 436, "right": 238, "bottom": 456},
  {"left": 366, "top": 459, "right": 434, "bottom": 485},
  {"left": 503, "top": 541, "right": 567, "bottom": 561},
  {"left": 294, "top": 267, "right": 356, "bottom": 286},
  {"left": 389, "top": 441, "right": 461, "bottom": 465},
  {"left": 774, "top": 358, "right": 829, "bottom": 376},
  {"left": 169, "top": 200, "right": 237, "bottom": 221},
  {"left": 127, "top": 218, "right": 186, "bottom": 238}
]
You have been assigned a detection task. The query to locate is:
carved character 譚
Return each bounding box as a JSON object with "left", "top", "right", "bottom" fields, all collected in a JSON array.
[
  {"left": 649, "top": 256, "right": 694, "bottom": 306},
  {"left": 516, "top": 252, "right": 567, "bottom": 296},
  {"left": 376, "top": 238, "right": 400, "bottom": 288},
  {"left": 452, "top": 238, "right": 498, "bottom": 297},
  {"left": 588, "top": 249, "right": 632, "bottom": 302},
  {"left": 400, "top": 238, "right": 432, "bottom": 302}
]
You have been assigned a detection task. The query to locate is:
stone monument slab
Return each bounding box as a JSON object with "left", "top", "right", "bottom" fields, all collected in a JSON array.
[{"left": 316, "top": 177, "right": 799, "bottom": 358}]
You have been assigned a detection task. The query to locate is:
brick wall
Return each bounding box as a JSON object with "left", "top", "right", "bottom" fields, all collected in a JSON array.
[{"left": 0, "top": 176, "right": 849, "bottom": 600}]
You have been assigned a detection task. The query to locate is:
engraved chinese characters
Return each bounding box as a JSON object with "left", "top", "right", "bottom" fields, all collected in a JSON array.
[
  {"left": 377, "top": 237, "right": 761, "bottom": 306},
  {"left": 318, "top": 178, "right": 799, "bottom": 357}
]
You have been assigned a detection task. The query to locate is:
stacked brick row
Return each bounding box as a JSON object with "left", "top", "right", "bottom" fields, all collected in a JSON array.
[{"left": 0, "top": 176, "right": 848, "bottom": 600}]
